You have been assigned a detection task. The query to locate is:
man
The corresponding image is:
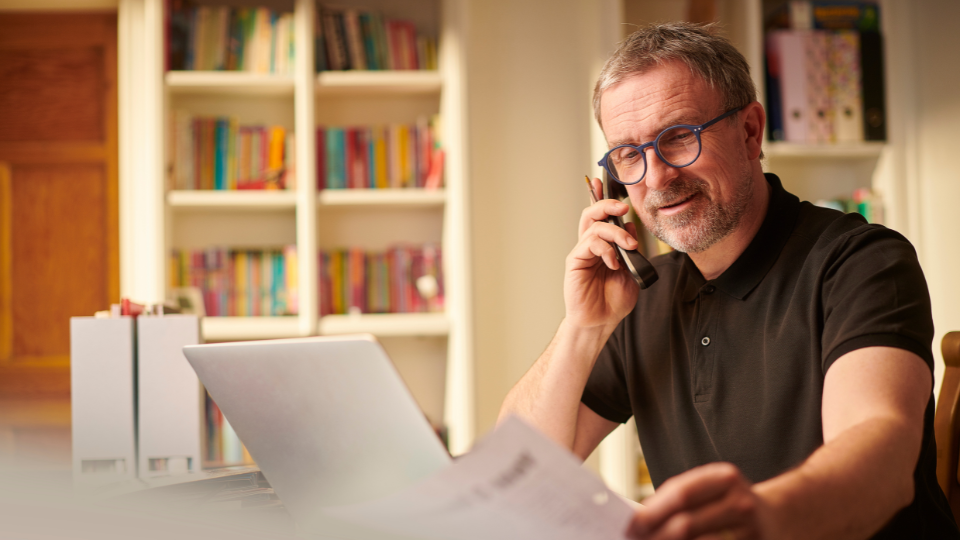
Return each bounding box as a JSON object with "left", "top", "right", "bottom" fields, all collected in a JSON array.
[{"left": 499, "top": 23, "right": 959, "bottom": 539}]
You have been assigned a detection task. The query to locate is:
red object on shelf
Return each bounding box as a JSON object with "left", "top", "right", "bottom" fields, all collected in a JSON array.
[{"left": 120, "top": 298, "right": 146, "bottom": 317}]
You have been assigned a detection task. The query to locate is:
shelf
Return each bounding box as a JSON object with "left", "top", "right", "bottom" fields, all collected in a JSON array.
[
  {"left": 318, "top": 313, "right": 449, "bottom": 337},
  {"left": 166, "top": 71, "right": 295, "bottom": 96},
  {"left": 201, "top": 317, "right": 300, "bottom": 341},
  {"left": 315, "top": 70, "right": 442, "bottom": 96},
  {"left": 318, "top": 188, "right": 446, "bottom": 208},
  {"left": 764, "top": 141, "right": 886, "bottom": 159},
  {"left": 168, "top": 190, "right": 297, "bottom": 210}
]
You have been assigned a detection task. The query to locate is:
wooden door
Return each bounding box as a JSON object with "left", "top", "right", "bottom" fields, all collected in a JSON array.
[{"left": 0, "top": 13, "right": 119, "bottom": 398}]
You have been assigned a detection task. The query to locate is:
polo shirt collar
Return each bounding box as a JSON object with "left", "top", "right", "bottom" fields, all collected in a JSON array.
[{"left": 681, "top": 173, "right": 800, "bottom": 302}]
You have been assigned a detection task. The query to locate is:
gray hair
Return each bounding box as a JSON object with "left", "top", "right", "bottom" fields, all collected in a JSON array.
[{"left": 593, "top": 22, "right": 757, "bottom": 129}]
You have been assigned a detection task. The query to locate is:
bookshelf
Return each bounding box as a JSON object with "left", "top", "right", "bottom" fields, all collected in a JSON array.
[
  {"left": 316, "top": 70, "right": 443, "bottom": 94},
  {"left": 168, "top": 190, "right": 298, "bottom": 209},
  {"left": 596, "top": 0, "right": 894, "bottom": 502},
  {"left": 140, "top": 0, "right": 474, "bottom": 456},
  {"left": 166, "top": 71, "right": 296, "bottom": 95}
]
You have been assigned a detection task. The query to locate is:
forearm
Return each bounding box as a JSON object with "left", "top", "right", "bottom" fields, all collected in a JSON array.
[
  {"left": 756, "top": 416, "right": 919, "bottom": 540},
  {"left": 498, "top": 318, "right": 614, "bottom": 449}
]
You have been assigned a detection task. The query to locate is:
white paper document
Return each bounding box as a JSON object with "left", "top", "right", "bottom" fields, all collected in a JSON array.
[{"left": 323, "top": 416, "right": 636, "bottom": 540}]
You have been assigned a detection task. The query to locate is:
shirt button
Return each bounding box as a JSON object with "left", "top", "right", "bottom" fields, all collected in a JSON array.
[
  {"left": 701, "top": 337, "right": 711, "bottom": 346},
  {"left": 703, "top": 285, "right": 716, "bottom": 294}
]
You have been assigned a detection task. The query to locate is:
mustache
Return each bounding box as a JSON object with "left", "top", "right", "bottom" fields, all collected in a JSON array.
[{"left": 643, "top": 177, "right": 709, "bottom": 212}]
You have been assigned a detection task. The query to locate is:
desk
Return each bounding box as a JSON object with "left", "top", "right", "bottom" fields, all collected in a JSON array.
[
  {"left": 106, "top": 467, "right": 298, "bottom": 538},
  {"left": 0, "top": 467, "right": 300, "bottom": 539}
]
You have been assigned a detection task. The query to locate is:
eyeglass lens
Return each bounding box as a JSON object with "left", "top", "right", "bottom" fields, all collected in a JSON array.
[{"left": 606, "top": 126, "right": 700, "bottom": 183}]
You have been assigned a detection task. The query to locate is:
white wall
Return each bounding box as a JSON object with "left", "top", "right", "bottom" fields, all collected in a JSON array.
[
  {"left": 912, "top": 0, "right": 960, "bottom": 389},
  {"left": 466, "top": 0, "right": 618, "bottom": 437}
]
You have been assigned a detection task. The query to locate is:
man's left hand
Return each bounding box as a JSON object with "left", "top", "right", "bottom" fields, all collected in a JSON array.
[{"left": 625, "top": 462, "right": 771, "bottom": 540}]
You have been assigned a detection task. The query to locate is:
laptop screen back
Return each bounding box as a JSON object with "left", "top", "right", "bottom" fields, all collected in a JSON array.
[{"left": 182, "top": 335, "right": 452, "bottom": 525}]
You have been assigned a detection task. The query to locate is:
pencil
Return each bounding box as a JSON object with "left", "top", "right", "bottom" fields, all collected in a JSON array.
[{"left": 584, "top": 175, "right": 599, "bottom": 204}]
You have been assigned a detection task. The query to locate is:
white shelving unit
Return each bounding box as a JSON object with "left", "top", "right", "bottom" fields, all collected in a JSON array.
[
  {"left": 151, "top": 0, "right": 474, "bottom": 454},
  {"left": 596, "top": 0, "right": 893, "bottom": 501},
  {"left": 166, "top": 71, "right": 296, "bottom": 95},
  {"left": 316, "top": 70, "right": 443, "bottom": 95},
  {"left": 168, "top": 190, "right": 298, "bottom": 210},
  {"left": 318, "top": 188, "right": 446, "bottom": 207}
]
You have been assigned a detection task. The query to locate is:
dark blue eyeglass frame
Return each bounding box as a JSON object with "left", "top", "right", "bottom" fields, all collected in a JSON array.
[{"left": 598, "top": 105, "right": 745, "bottom": 185}]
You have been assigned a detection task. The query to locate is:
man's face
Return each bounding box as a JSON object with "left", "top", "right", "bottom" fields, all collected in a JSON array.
[{"left": 599, "top": 61, "right": 755, "bottom": 253}]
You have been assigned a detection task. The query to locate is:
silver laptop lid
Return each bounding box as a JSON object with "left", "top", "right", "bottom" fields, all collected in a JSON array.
[{"left": 182, "top": 334, "right": 451, "bottom": 528}]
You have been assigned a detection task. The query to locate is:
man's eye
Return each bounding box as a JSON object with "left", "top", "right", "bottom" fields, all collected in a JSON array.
[
  {"left": 615, "top": 147, "right": 641, "bottom": 164},
  {"left": 661, "top": 128, "right": 694, "bottom": 146}
]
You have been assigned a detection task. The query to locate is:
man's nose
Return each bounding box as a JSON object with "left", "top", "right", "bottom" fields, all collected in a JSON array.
[{"left": 642, "top": 149, "right": 679, "bottom": 192}]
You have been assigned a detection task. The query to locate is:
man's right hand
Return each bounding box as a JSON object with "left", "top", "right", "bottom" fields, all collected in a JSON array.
[{"left": 564, "top": 178, "right": 641, "bottom": 331}]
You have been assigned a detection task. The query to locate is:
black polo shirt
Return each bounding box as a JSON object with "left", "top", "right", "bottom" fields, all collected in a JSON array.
[{"left": 582, "top": 174, "right": 958, "bottom": 537}]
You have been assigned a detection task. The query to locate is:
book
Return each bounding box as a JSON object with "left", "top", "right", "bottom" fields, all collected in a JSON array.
[
  {"left": 283, "top": 131, "right": 297, "bottom": 190},
  {"left": 322, "top": 8, "right": 348, "bottom": 71},
  {"left": 830, "top": 30, "right": 864, "bottom": 142},
  {"left": 326, "top": 127, "right": 346, "bottom": 189},
  {"left": 314, "top": 5, "right": 328, "bottom": 72},
  {"left": 285, "top": 244, "right": 299, "bottom": 315},
  {"left": 168, "top": 3, "right": 294, "bottom": 74},
  {"left": 766, "top": 1, "right": 880, "bottom": 31},
  {"left": 315, "top": 5, "right": 437, "bottom": 72},
  {"left": 764, "top": 2, "right": 885, "bottom": 143},
  {"left": 170, "top": 246, "right": 299, "bottom": 316},
  {"left": 316, "top": 126, "right": 326, "bottom": 190},
  {"left": 767, "top": 30, "right": 808, "bottom": 142},
  {"left": 312, "top": 119, "right": 447, "bottom": 190},
  {"left": 171, "top": 112, "right": 294, "bottom": 190},
  {"left": 343, "top": 9, "right": 366, "bottom": 70},
  {"left": 860, "top": 31, "right": 886, "bottom": 141},
  {"left": 317, "top": 244, "right": 445, "bottom": 316},
  {"left": 811, "top": 1, "right": 880, "bottom": 31},
  {"left": 805, "top": 30, "right": 833, "bottom": 143}
]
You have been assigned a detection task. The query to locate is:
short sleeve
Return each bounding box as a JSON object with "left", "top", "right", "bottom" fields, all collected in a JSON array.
[
  {"left": 820, "top": 219, "right": 934, "bottom": 373},
  {"left": 581, "top": 320, "right": 634, "bottom": 424}
]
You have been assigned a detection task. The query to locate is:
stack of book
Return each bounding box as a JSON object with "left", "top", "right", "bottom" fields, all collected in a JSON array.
[
  {"left": 171, "top": 112, "right": 295, "bottom": 191},
  {"left": 315, "top": 5, "right": 437, "bottom": 71},
  {"left": 317, "top": 116, "right": 443, "bottom": 189},
  {"left": 319, "top": 244, "right": 444, "bottom": 316},
  {"left": 167, "top": 1, "right": 295, "bottom": 74},
  {"left": 205, "top": 392, "right": 253, "bottom": 466},
  {"left": 169, "top": 246, "right": 299, "bottom": 317},
  {"left": 765, "top": 1, "right": 886, "bottom": 143}
]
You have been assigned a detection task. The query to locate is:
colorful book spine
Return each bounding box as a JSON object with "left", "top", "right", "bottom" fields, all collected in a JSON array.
[
  {"left": 171, "top": 112, "right": 294, "bottom": 190},
  {"left": 285, "top": 244, "right": 299, "bottom": 315},
  {"left": 314, "top": 6, "right": 437, "bottom": 72},
  {"left": 829, "top": 30, "right": 864, "bottom": 142},
  {"left": 204, "top": 391, "right": 253, "bottom": 466},
  {"left": 315, "top": 119, "right": 443, "bottom": 190},
  {"left": 168, "top": 3, "right": 294, "bottom": 74},
  {"left": 317, "top": 244, "right": 445, "bottom": 315},
  {"left": 804, "top": 30, "right": 833, "bottom": 143},
  {"left": 170, "top": 246, "right": 298, "bottom": 316},
  {"left": 764, "top": 2, "right": 885, "bottom": 143}
]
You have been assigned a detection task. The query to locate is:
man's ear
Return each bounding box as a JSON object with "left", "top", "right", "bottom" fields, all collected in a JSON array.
[{"left": 741, "top": 101, "right": 766, "bottom": 160}]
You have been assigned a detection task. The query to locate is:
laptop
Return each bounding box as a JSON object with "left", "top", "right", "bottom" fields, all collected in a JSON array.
[{"left": 182, "top": 334, "right": 452, "bottom": 537}]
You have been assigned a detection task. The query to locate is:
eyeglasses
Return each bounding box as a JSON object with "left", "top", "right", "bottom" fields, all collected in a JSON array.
[{"left": 598, "top": 106, "right": 744, "bottom": 185}]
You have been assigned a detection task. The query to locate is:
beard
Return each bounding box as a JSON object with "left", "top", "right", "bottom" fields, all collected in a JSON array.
[{"left": 637, "top": 170, "right": 754, "bottom": 254}]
